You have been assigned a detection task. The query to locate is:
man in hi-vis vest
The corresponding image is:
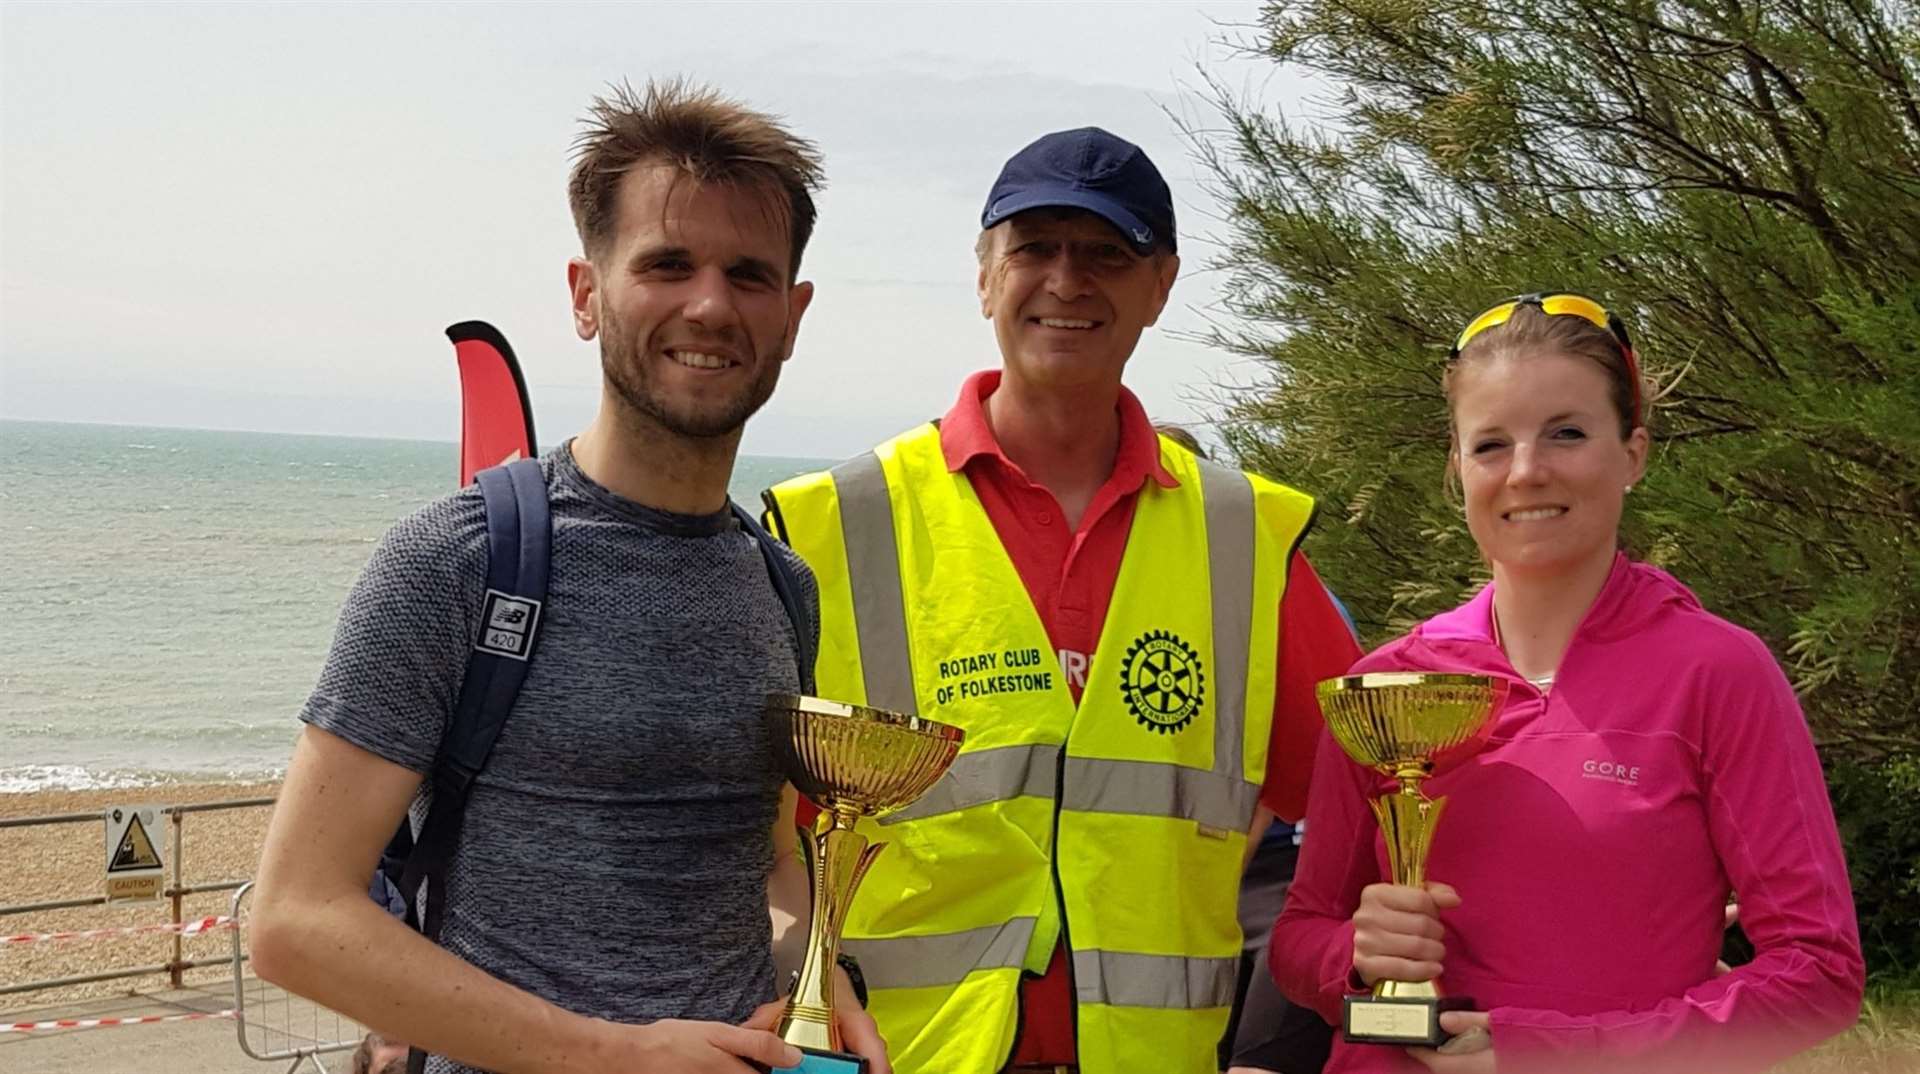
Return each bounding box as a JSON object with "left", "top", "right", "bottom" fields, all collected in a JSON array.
[{"left": 763, "top": 128, "right": 1361, "bottom": 1074}]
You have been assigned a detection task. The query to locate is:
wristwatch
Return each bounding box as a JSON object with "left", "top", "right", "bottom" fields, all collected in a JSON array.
[{"left": 835, "top": 952, "right": 869, "bottom": 1008}]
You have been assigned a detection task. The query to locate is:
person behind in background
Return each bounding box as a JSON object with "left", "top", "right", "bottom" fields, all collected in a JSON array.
[
  {"left": 1270, "top": 294, "right": 1864, "bottom": 1073},
  {"left": 763, "top": 128, "right": 1362, "bottom": 1074},
  {"left": 1225, "top": 818, "right": 1334, "bottom": 1074},
  {"left": 1150, "top": 422, "right": 1206, "bottom": 458},
  {"left": 248, "top": 80, "right": 885, "bottom": 1074},
  {"left": 352, "top": 1032, "right": 411, "bottom": 1074}
]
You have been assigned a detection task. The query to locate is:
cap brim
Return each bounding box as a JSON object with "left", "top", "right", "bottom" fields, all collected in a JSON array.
[{"left": 981, "top": 188, "right": 1165, "bottom": 255}]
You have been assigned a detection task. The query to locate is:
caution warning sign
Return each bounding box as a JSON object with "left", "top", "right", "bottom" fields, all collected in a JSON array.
[{"left": 104, "top": 805, "right": 165, "bottom": 902}]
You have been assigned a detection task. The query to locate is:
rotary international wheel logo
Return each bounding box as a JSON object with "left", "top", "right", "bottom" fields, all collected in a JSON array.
[{"left": 1120, "top": 629, "right": 1204, "bottom": 734}]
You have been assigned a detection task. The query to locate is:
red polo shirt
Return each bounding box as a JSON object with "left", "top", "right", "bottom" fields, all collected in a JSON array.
[{"left": 939, "top": 371, "right": 1362, "bottom": 1066}]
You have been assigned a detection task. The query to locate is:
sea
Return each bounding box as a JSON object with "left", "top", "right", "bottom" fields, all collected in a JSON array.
[{"left": 0, "top": 419, "right": 832, "bottom": 793}]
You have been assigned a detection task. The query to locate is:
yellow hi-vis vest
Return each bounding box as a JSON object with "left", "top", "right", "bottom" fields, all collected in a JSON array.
[{"left": 764, "top": 422, "right": 1315, "bottom": 1074}]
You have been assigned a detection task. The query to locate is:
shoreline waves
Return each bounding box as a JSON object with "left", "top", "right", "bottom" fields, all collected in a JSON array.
[{"left": 0, "top": 765, "right": 288, "bottom": 796}]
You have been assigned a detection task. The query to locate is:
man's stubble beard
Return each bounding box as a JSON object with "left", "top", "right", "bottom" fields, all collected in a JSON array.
[{"left": 599, "top": 306, "right": 785, "bottom": 441}]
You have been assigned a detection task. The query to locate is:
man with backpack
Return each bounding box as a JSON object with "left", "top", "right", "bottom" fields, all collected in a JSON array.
[{"left": 251, "top": 80, "right": 886, "bottom": 1074}]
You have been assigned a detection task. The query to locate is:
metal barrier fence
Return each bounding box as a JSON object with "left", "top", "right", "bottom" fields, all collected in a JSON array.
[
  {"left": 0, "top": 794, "right": 275, "bottom": 998},
  {"left": 230, "top": 881, "right": 364, "bottom": 1073}
]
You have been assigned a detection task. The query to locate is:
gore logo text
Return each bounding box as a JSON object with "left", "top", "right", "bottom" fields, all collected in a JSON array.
[{"left": 1581, "top": 759, "right": 1640, "bottom": 786}]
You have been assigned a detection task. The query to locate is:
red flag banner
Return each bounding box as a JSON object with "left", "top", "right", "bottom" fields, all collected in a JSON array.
[{"left": 447, "top": 320, "right": 538, "bottom": 486}]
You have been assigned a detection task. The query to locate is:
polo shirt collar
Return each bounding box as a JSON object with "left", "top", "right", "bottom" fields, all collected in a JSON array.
[{"left": 938, "top": 369, "right": 1180, "bottom": 489}]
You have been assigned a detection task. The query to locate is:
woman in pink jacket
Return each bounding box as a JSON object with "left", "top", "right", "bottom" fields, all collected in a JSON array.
[{"left": 1271, "top": 293, "right": 1864, "bottom": 1074}]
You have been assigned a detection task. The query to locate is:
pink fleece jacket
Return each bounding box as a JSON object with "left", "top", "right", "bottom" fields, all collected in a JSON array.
[{"left": 1271, "top": 555, "right": 1863, "bottom": 1074}]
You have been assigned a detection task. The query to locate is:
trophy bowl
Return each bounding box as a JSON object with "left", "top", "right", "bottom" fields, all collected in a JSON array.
[
  {"left": 1316, "top": 672, "right": 1503, "bottom": 779},
  {"left": 768, "top": 694, "right": 963, "bottom": 814}
]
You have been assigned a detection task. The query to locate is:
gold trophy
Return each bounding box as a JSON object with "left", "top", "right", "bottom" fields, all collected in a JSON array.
[
  {"left": 766, "top": 694, "right": 965, "bottom": 1073},
  {"left": 1314, "top": 672, "right": 1508, "bottom": 1047}
]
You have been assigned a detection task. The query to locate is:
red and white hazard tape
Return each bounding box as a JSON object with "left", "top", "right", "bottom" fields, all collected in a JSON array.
[
  {"left": 1, "top": 914, "right": 235, "bottom": 946},
  {"left": 1, "top": 1008, "right": 236, "bottom": 1033}
]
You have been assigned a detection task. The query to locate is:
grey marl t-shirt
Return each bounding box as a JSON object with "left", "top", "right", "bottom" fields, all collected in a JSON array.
[{"left": 299, "top": 443, "right": 818, "bottom": 1074}]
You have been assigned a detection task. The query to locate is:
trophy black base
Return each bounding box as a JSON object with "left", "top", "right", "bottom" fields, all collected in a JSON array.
[
  {"left": 1342, "top": 993, "right": 1476, "bottom": 1047},
  {"left": 769, "top": 1045, "right": 869, "bottom": 1073}
]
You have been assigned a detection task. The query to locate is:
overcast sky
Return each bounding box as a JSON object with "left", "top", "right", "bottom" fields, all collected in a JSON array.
[{"left": 2, "top": 1, "right": 1311, "bottom": 458}]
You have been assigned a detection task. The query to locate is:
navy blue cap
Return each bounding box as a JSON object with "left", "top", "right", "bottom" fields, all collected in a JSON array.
[{"left": 980, "top": 127, "right": 1175, "bottom": 256}]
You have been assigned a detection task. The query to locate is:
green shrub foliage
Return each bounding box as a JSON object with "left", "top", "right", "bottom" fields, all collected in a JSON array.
[{"left": 1197, "top": 0, "right": 1920, "bottom": 973}]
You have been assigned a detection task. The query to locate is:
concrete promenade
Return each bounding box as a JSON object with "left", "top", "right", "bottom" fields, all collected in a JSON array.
[{"left": 1, "top": 978, "right": 362, "bottom": 1074}]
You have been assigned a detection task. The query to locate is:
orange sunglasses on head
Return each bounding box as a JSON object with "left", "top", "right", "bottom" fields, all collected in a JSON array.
[{"left": 1450, "top": 292, "right": 1642, "bottom": 426}]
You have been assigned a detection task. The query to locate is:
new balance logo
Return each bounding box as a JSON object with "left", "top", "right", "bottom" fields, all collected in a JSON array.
[{"left": 477, "top": 590, "right": 542, "bottom": 660}]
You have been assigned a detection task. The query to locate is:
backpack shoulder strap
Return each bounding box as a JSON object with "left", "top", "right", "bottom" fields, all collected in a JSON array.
[
  {"left": 395, "top": 458, "right": 550, "bottom": 940},
  {"left": 445, "top": 458, "right": 551, "bottom": 772},
  {"left": 732, "top": 502, "right": 816, "bottom": 696}
]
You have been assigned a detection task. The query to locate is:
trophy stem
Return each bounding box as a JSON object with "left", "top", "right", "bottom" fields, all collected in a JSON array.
[
  {"left": 1369, "top": 782, "right": 1448, "bottom": 891},
  {"left": 1368, "top": 783, "right": 1451, "bottom": 1005},
  {"left": 778, "top": 806, "right": 885, "bottom": 1051},
  {"left": 1375, "top": 977, "right": 1442, "bottom": 1000}
]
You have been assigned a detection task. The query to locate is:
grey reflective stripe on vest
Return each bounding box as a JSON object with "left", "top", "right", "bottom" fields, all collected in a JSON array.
[
  {"left": 1073, "top": 949, "right": 1240, "bottom": 1009},
  {"left": 1196, "top": 458, "right": 1257, "bottom": 795},
  {"left": 1059, "top": 756, "right": 1260, "bottom": 832},
  {"left": 840, "top": 916, "right": 1037, "bottom": 989},
  {"left": 830, "top": 452, "right": 917, "bottom": 714},
  {"left": 885, "top": 748, "right": 1259, "bottom": 830},
  {"left": 882, "top": 743, "right": 1060, "bottom": 825}
]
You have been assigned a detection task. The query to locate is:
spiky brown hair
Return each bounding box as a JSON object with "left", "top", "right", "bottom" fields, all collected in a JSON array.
[{"left": 568, "top": 78, "right": 825, "bottom": 275}]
